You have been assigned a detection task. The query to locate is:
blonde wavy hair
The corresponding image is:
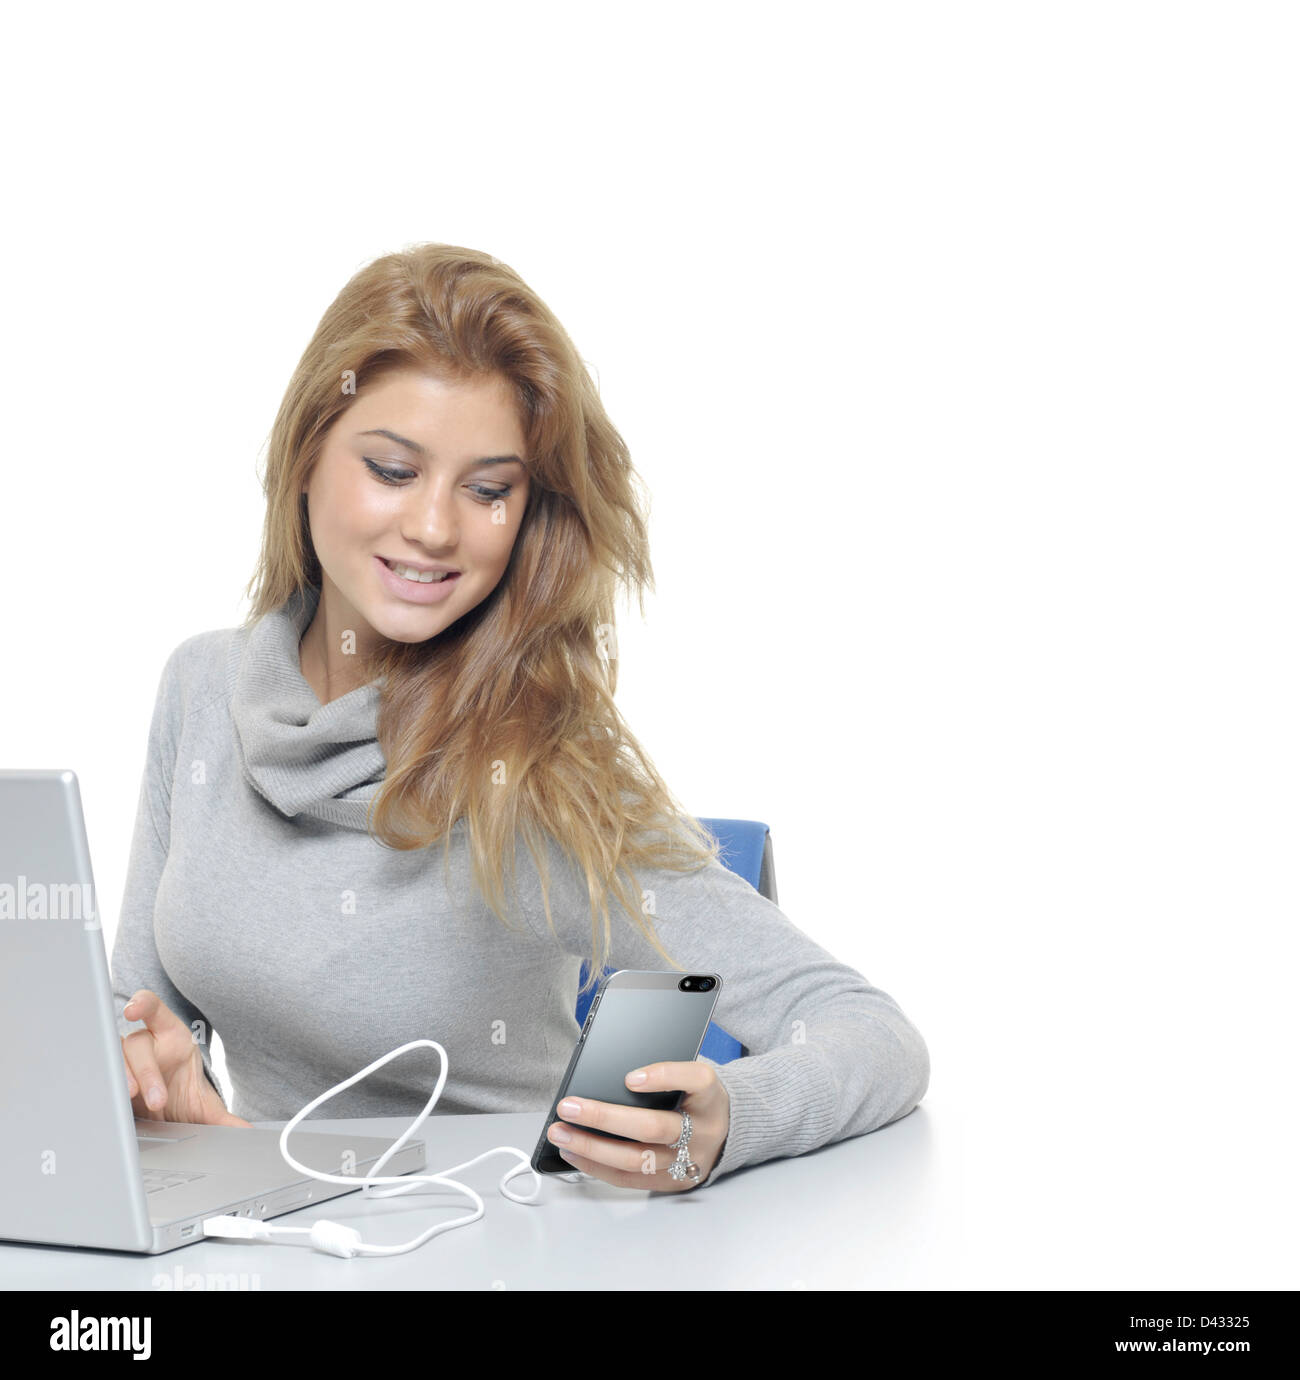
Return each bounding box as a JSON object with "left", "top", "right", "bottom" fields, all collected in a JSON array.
[{"left": 243, "top": 243, "right": 720, "bottom": 996}]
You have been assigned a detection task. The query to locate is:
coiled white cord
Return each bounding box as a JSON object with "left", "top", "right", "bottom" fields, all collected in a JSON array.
[{"left": 201, "top": 1038, "right": 576, "bottom": 1258}]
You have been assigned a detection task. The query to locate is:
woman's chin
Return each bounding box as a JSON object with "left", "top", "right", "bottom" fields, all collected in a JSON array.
[
  {"left": 363, "top": 597, "right": 465, "bottom": 644},
  {"left": 371, "top": 613, "right": 447, "bottom": 644}
]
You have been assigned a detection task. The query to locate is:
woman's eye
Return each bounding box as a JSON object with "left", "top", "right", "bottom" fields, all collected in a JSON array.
[
  {"left": 363, "top": 458, "right": 414, "bottom": 485},
  {"left": 364, "top": 459, "right": 510, "bottom": 504}
]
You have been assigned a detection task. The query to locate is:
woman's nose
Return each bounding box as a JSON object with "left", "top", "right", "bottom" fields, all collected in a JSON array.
[{"left": 403, "top": 485, "right": 458, "bottom": 550}]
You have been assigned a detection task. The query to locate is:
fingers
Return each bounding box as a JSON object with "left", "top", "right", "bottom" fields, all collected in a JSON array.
[
  {"left": 122, "top": 1031, "right": 167, "bottom": 1114},
  {"left": 624, "top": 1061, "right": 716, "bottom": 1097},
  {"left": 123, "top": 989, "right": 186, "bottom": 1042},
  {"left": 121, "top": 990, "right": 182, "bottom": 1114},
  {"left": 550, "top": 1062, "right": 726, "bottom": 1191},
  {"left": 554, "top": 1062, "right": 717, "bottom": 1146},
  {"left": 556, "top": 1094, "right": 684, "bottom": 1147},
  {"left": 121, "top": 989, "right": 248, "bottom": 1127}
]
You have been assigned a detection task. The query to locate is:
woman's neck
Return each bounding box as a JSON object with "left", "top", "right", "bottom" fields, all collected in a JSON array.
[{"left": 298, "top": 613, "right": 372, "bottom": 706}]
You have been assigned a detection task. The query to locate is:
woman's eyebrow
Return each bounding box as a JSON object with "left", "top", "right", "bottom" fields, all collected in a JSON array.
[{"left": 356, "top": 427, "right": 523, "bottom": 467}]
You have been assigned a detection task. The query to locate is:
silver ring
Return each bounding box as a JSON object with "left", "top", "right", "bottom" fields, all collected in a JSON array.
[{"left": 667, "top": 1109, "right": 701, "bottom": 1184}]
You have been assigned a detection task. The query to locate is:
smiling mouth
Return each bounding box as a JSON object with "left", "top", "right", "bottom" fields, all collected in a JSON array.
[{"left": 382, "top": 559, "right": 458, "bottom": 584}]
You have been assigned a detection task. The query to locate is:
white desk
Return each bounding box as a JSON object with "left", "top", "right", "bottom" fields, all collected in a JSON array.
[
  {"left": 0, "top": 1106, "right": 944, "bottom": 1291},
  {"left": 4, "top": 1096, "right": 1294, "bottom": 1291}
]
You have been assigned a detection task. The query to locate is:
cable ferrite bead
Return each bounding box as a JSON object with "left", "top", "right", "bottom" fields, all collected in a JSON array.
[{"left": 309, "top": 1221, "right": 365, "bottom": 1258}]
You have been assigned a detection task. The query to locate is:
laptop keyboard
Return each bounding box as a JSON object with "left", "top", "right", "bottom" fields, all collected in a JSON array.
[{"left": 141, "top": 1166, "right": 208, "bottom": 1195}]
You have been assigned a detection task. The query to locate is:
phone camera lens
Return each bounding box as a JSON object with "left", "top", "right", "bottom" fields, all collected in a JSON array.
[{"left": 699, "top": 977, "right": 714, "bottom": 991}]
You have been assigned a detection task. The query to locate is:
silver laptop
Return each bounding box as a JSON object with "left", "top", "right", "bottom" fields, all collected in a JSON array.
[{"left": 0, "top": 768, "right": 426, "bottom": 1254}]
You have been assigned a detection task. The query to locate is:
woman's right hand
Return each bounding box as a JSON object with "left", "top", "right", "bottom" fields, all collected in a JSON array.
[{"left": 121, "top": 989, "right": 252, "bottom": 1127}]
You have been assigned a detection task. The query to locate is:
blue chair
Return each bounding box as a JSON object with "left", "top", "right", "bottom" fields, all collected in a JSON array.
[{"left": 574, "top": 817, "right": 777, "bottom": 1064}]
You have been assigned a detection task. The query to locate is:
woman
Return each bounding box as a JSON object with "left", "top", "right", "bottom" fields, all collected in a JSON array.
[{"left": 111, "top": 243, "right": 930, "bottom": 1192}]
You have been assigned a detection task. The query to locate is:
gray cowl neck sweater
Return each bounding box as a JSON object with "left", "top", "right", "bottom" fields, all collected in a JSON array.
[{"left": 231, "top": 583, "right": 386, "bottom": 831}]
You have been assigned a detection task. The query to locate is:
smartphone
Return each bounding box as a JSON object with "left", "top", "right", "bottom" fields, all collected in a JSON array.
[{"left": 531, "top": 969, "right": 723, "bottom": 1176}]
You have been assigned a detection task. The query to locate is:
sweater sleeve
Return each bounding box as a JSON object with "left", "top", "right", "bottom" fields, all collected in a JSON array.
[
  {"left": 512, "top": 829, "right": 931, "bottom": 1188},
  {"left": 109, "top": 640, "right": 228, "bottom": 1106}
]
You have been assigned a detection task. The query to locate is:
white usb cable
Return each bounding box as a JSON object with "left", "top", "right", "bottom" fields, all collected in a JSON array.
[{"left": 201, "top": 1038, "right": 579, "bottom": 1258}]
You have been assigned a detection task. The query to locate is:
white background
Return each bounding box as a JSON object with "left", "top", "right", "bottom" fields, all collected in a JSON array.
[{"left": 0, "top": 2, "right": 1295, "bottom": 1289}]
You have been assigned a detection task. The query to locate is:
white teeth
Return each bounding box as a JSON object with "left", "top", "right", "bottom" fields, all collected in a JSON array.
[{"left": 388, "top": 561, "right": 452, "bottom": 584}]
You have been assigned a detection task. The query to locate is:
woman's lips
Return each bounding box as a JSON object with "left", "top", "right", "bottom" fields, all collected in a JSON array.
[{"left": 374, "top": 555, "right": 461, "bottom": 604}]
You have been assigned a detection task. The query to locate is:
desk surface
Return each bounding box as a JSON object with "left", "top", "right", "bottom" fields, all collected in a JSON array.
[
  {"left": 2, "top": 1098, "right": 1292, "bottom": 1290},
  {"left": 0, "top": 1106, "right": 944, "bottom": 1291}
]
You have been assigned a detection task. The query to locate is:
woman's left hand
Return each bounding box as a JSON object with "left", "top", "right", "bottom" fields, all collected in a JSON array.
[{"left": 547, "top": 1060, "right": 731, "bottom": 1192}]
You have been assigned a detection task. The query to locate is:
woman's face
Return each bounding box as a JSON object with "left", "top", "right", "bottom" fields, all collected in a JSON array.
[{"left": 302, "top": 367, "right": 531, "bottom": 649}]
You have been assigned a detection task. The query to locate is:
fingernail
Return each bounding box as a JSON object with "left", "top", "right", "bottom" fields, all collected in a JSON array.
[
  {"left": 550, "top": 1125, "right": 572, "bottom": 1144},
  {"left": 626, "top": 1071, "right": 647, "bottom": 1084},
  {"left": 559, "top": 1099, "right": 581, "bottom": 1116},
  {"left": 147, "top": 1085, "right": 165, "bottom": 1110}
]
